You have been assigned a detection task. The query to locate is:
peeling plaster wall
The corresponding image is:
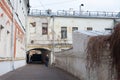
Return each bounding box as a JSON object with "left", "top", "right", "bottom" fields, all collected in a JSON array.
[
  {"left": 27, "top": 16, "right": 114, "bottom": 52},
  {"left": 0, "top": 0, "right": 28, "bottom": 75}
]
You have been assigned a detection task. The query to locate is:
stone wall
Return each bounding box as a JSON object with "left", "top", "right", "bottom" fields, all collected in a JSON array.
[
  {"left": 55, "top": 31, "right": 111, "bottom": 80},
  {"left": 55, "top": 50, "right": 87, "bottom": 80}
]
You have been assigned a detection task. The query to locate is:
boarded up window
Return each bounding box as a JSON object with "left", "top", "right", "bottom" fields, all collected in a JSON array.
[{"left": 42, "top": 23, "right": 48, "bottom": 35}]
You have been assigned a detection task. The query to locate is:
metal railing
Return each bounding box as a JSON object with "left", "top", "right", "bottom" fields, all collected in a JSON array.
[{"left": 29, "top": 9, "right": 120, "bottom": 18}]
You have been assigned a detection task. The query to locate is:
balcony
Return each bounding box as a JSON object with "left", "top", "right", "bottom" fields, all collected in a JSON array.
[{"left": 29, "top": 9, "right": 120, "bottom": 18}]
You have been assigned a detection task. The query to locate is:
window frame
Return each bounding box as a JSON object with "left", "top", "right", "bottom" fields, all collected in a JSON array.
[
  {"left": 61, "top": 27, "right": 67, "bottom": 39},
  {"left": 72, "top": 27, "right": 78, "bottom": 32},
  {"left": 42, "top": 23, "right": 48, "bottom": 35},
  {"left": 87, "top": 27, "right": 93, "bottom": 31}
]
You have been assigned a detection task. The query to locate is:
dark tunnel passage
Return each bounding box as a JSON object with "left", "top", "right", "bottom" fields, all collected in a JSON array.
[
  {"left": 26, "top": 48, "right": 50, "bottom": 64},
  {"left": 30, "top": 54, "right": 42, "bottom": 63}
]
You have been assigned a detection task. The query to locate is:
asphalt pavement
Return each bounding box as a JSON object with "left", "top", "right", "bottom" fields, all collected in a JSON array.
[{"left": 0, "top": 64, "right": 80, "bottom": 80}]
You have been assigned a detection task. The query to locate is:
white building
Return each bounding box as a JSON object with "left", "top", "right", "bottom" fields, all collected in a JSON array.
[
  {"left": 0, "top": 0, "right": 29, "bottom": 75},
  {"left": 27, "top": 10, "right": 119, "bottom": 52},
  {"left": 27, "top": 10, "right": 120, "bottom": 64}
]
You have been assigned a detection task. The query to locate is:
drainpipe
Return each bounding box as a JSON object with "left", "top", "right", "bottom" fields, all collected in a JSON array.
[
  {"left": 10, "top": 0, "right": 15, "bottom": 70},
  {"left": 53, "top": 16, "right": 55, "bottom": 64},
  {"left": 51, "top": 15, "right": 55, "bottom": 65}
]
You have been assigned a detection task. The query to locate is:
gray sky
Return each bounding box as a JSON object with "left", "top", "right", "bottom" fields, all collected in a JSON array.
[{"left": 30, "top": 0, "right": 120, "bottom": 12}]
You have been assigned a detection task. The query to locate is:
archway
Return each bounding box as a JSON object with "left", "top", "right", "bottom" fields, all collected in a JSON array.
[{"left": 26, "top": 48, "right": 51, "bottom": 64}]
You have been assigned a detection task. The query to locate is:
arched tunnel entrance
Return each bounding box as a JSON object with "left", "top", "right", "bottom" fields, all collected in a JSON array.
[{"left": 26, "top": 48, "right": 51, "bottom": 64}]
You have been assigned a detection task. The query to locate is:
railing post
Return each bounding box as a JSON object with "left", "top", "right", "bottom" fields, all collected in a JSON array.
[
  {"left": 57, "top": 11, "right": 59, "bottom": 15},
  {"left": 112, "top": 12, "right": 113, "bottom": 17},
  {"left": 104, "top": 12, "right": 106, "bottom": 16},
  {"left": 89, "top": 11, "right": 91, "bottom": 16},
  {"left": 40, "top": 10, "right": 41, "bottom": 15},
  {"left": 97, "top": 11, "right": 99, "bottom": 16}
]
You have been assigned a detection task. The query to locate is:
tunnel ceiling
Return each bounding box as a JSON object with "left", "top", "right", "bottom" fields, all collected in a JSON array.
[{"left": 28, "top": 48, "right": 51, "bottom": 53}]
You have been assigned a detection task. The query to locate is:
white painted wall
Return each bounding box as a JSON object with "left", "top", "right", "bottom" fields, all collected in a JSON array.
[
  {"left": 10, "top": 0, "right": 28, "bottom": 28},
  {"left": 14, "top": 60, "right": 26, "bottom": 69},
  {"left": 0, "top": 6, "right": 12, "bottom": 58},
  {"left": 0, "top": 0, "right": 29, "bottom": 75},
  {"left": 27, "top": 16, "right": 114, "bottom": 52},
  {"left": 0, "top": 61, "right": 12, "bottom": 75},
  {"left": 27, "top": 17, "right": 52, "bottom": 45},
  {"left": 0, "top": 60, "right": 26, "bottom": 76},
  {"left": 53, "top": 17, "right": 114, "bottom": 43}
]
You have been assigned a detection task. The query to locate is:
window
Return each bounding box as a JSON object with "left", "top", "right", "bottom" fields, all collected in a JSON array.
[
  {"left": 105, "top": 28, "right": 112, "bottom": 33},
  {"left": 61, "top": 27, "right": 67, "bottom": 39},
  {"left": 0, "top": 25, "right": 4, "bottom": 40},
  {"left": 105, "top": 28, "right": 112, "bottom": 31},
  {"left": 87, "top": 27, "right": 93, "bottom": 31},
  {"left": 72, "top": 27, "right": 78, "bottom": 32},
  {"left": 42, "top": 23, "right": 48, "bottom": 35}
]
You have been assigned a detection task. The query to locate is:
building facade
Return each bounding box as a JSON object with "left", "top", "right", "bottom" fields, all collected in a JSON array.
[
  {"left": 0, "top": 0, "right": 29, "bottom": 75},
  {"left": 27, "top": 10, "right": 120, "bottom": 64},
  {"left": 27, "top": 13, "right": 117, "bottom": 52}
]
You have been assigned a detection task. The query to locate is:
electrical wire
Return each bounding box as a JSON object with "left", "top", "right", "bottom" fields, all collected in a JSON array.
[
  {"left": 39, "top": 1, "right": 46, "bottom": 10},
  {"left": 31, "top": 0, "right": 77, "bottom": 8},
  {"left": 44, "top": 0, "right": 76, "bottom": 6}
]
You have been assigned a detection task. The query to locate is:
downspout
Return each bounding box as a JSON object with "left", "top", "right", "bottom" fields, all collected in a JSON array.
[
  {"left": 52, "top": 16, "right": 55, "bottom": 64},
  {"left": 25, "top": 6, "right": 28, "bottom": 63},
  {"left": 10, "top": 0, "right": 15, "bottom": 70}
]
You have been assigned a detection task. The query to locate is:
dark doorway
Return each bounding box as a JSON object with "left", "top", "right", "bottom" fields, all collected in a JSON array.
[{"left": 26, "top": 48, "right": 50, "bottom": 64}]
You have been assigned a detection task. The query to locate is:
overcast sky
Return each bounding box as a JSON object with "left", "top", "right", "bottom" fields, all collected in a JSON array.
[{"left": 30, "top": 0, "right": 120, "bottom": 12}]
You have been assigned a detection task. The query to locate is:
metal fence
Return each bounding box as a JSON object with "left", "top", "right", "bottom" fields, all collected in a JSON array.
[{"left": 29, "top": 9, "right": 120, "bottom": 18}]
